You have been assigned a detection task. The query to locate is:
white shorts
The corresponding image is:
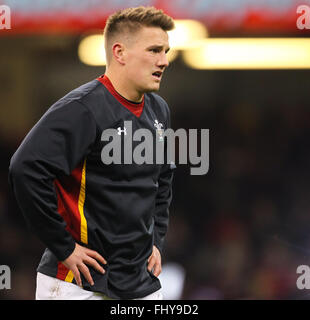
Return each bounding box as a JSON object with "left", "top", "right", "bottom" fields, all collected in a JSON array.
[{"left": 35, "top": 272, "right": 163, "bottom": 300}]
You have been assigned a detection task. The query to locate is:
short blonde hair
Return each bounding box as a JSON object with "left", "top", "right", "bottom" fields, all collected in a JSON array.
[{"left": 104, "top": 6, "right": 174, "bottom": 64}]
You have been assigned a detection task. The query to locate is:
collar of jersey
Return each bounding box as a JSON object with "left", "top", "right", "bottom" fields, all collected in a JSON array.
[{"left": 96, "top": 74, "right": 144, "bottom": 118}]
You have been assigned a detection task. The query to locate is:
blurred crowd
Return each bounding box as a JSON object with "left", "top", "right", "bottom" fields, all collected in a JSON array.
[{"left": 163, "top": 99, "right": 310, "bottom": 300}]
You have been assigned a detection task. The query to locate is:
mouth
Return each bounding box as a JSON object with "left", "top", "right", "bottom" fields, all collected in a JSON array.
[{"left": 152, "top": 71, "right": 163, "bottom": 81}]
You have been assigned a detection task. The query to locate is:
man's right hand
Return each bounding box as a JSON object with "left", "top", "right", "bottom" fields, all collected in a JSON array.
[{"left": 62, "top": 243, "right": 107, "bottom": 287}]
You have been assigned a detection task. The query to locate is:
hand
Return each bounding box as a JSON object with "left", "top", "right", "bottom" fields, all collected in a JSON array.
[
  {"left": 147, "top": 245, "right": 162, "bottom": 277},
  {"left": 62, "top": 243, "right": 107, "bottom": 287}
]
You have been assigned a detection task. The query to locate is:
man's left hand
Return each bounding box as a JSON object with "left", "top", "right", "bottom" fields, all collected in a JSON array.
[{"left": 147, "top": 245, "right": 162, "bottom": 277}]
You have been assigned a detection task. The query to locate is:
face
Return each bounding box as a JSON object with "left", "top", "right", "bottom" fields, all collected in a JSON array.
[{"left": 123, "top": 26, "right": 170, "bottom": 95}]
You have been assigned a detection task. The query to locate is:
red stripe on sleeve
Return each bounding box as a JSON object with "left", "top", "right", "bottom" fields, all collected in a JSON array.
[
  {"left": 54, "top": 161, "right": 84, "bottom": 281},
  {"left": 54, "top": 161, "right": 84, "bottom": 241}
]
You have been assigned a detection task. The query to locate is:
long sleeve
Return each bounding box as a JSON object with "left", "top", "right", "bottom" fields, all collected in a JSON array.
[
  {"left": 153, "top": 106, "right": 175, "bottom": 255},
  {"left": 153, "top": 162, "right": 175, "bottom": 255},
  {"left": 8, "top": 100, "right": 97, "bottom": 261}
]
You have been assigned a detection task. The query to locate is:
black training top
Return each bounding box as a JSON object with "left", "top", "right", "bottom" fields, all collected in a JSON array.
[{"left": 8, "top": 75, "right": 175, "bottom": 299}]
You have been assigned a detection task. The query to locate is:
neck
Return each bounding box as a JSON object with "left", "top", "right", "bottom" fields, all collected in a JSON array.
[{"left": 105, "top": 67, "right": 144, "bottom": 103}]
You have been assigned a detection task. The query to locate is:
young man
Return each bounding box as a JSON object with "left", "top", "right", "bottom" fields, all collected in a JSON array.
[{"left": 8, "top": 6, "right": 175, "bottom": 300}]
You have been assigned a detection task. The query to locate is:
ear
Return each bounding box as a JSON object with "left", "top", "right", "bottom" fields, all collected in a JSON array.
[{"left": 112, "top": 42, "right": 126, "bottom": 65}]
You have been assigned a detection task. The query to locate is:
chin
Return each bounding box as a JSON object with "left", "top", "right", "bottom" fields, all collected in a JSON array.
[
  {"left": 137, "top": 80, "right": 161, "bottom": 94},
  {"left": 145, "top": 83, "right": 161, "bottom": 93}
]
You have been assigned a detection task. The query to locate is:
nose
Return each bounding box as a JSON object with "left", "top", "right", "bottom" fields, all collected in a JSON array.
[{"left": 157, "top": 52, "right": 169, "bottom": 69}]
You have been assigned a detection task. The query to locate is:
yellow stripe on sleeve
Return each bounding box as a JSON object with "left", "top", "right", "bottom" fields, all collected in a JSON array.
[
  {"left": 78, "top": 159, "right": 88, "bottom": 244},
  {"left": 65, "top": 270, "right": 74, "bottom": 283}
]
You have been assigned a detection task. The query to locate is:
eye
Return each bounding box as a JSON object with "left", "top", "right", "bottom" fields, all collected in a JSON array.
[{"left": 150, "top": 48, "right": 161, "bottom": 53}]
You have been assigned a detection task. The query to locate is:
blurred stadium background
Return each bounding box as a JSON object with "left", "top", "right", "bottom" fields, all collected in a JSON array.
[{"left": 1, "top": 0, "right": 310, "bottom": 299}]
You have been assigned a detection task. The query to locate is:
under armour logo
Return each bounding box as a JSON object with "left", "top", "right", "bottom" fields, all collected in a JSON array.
[{"left": 117, "top": 127, "right": 127, "bottom": 135}]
